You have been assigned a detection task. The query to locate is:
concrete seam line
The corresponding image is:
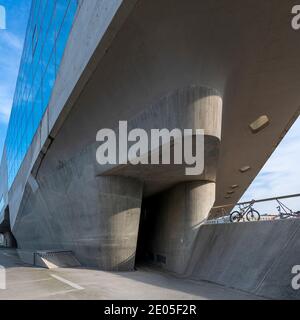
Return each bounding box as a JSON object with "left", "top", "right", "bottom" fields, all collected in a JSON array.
[{"left": 50, "top": 274, "right": 84, "bottom": 290}]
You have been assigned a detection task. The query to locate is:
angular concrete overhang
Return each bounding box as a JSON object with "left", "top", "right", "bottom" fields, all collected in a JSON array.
[{"left": 4, "top": 0, "right": 300, "bottom": 228}]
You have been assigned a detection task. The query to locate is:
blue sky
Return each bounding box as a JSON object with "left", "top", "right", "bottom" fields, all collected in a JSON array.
[
  {"left": 240, "top": 118, "right": 300, "bottom": 214},
  {"left": 0, "top": 0, "right": 31, "bottom": 153},
  {"left": 0, "top": 0, "right": 299, "bottom": 215}
]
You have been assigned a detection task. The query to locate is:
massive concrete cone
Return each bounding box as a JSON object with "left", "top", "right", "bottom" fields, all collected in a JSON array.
[
  {"left": 91, "top": 176, "right": 143, "bottom": 271},
  {"left": 13, "top": 174, "right": 143, "bottom": 271},
  {"left": 136, "top": 86, "right": 222, "bottom": 275},
  {"left": 103, "top": 86, "right": 223, "bottom": 195},
  {"left": 145, "top": 181, "right": 216, "bottom": 275},
  {"left": 12, "top": 85, "right": 221, "bottom": 271}
]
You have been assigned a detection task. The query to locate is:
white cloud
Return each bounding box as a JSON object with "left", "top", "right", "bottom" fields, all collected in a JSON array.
[
  {"left": 0, "top": 31, "right": 23, "bottom": 50},
  {"left": 239, "top": 117, "right": 300, "bottom": 214},
  {"left": 0, "top": 31, "right": 24, "bottom": 125},
  {"left": 0, "top": 98, "right": 12, "bottom": 123},
  {"left": 0, "top": 84, "right": 13, "bottom": 124}
]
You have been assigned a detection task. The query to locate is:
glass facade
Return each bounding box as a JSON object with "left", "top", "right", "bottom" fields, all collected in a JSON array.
[{"left": 4, "top": 0, "right": 78, "bottom": 188}]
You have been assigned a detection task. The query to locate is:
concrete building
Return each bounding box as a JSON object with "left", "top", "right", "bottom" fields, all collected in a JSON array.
[{"left": 0, "top": 0, "right": 300, "bottom": 286}]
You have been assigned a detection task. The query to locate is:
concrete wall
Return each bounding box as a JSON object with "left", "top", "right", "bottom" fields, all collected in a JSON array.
[
  {"left": 102, "top": 86, "right": 222, "bottom": 196},
  {"left": 34, "top": 0, "right": 300, "bottom": 218},
  {"left": 3, "top": 0, "right": 300, "bottom": 274},
  {"left": 3, "top": 0, "right": 137, "bottom": 231},
  {"left": 145, "top": 181, "right": 216, "bottom": 274},
  {"left": 186, "top": 219, "right": 300, "bottom": 300},
  {"left": 12, "top": 85, "right": 221, "bottom": 271},
  {"left": 13, "top": 174, "right": 143, "bottom": 270}
]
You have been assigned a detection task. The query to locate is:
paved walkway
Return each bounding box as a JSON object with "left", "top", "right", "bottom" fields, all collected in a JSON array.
[{"left": 0, "top": 248, "right": 263, "bottom": 300}]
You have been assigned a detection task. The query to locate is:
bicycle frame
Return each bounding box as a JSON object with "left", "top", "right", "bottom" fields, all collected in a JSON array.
[
  {"left": 276, "top": 199, "right": 300, "bottom": 219},
  {"left": 235, "top": 201, "right": 256, "bottom": 221}
]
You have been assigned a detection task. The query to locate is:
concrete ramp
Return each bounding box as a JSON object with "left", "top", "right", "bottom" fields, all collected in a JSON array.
[
  {"left": 34, "top": 250, "right": 81, "bottom": 269},
  {"left": 186, "top": 219, "right": 300, "bottom": 299},
  {"left": 18, "top": 250, "right": 81, "bottom": 269}
]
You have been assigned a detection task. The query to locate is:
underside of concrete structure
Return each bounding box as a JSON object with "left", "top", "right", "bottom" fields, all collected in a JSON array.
[{"left": 0, "top": 0, "right": 300, "bottom": 299}]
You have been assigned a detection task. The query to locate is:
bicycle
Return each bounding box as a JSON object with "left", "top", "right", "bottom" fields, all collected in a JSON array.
[
  {"left": 276, "top": 199, "right": 300, "bottom": 219},
  {"left": 230, "top": 200, "right": 261, "bottom": 223}
]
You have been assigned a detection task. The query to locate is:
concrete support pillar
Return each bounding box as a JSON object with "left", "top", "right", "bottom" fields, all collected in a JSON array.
[
  {"left": 90, "top": 176, "right": 143, "bottom": 271},
  {"left": 12, "top": 86, "right": 221, "bottom": 272},
  {"left": 148, "top": 181, "right": 216, "bottom": 275},
  {"left": 138, "top": 86, "right": 222, "bottom": 275},
  {"left": 13, "top": 174, "right": 143, "bottom": 271}
]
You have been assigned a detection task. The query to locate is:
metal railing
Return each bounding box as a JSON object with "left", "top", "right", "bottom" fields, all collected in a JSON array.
[{"left": 208, "top": 193, "right": 300, "bottom": 224}]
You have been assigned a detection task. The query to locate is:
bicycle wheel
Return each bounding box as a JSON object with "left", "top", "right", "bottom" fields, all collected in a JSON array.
[
  {"left": 246, "top": 209, "right": 260, "bottom": 222},
  {"left": 230, "top": 211, "right": 242, "bottom": 223}
]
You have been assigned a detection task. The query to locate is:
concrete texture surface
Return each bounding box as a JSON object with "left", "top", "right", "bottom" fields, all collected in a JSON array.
[
  {"left": 143, "top": 181, "right": 216, "bottom": 274},
  {"left": 13, "top": 176, "right": 143, "bottom": 271},
  {"left": 104, "top": 86, "right": 222, "bottom": 196},
  {"left": 186, "top": 219, "right": 300, "bottom": 300},
  {"left": 1, "top": 0, "right": 300, "bottom": 279},
  {"left": 34, "top": 250, "right": 81, "bottom": 269},
  {"left": 12, "top": 85, "right": 221, "bottom": 271},
  {"left": 0, "top": 248, "right": 262, "bottom": 300},
  {"left": 2, "top": 0, "right": 300, "bottom": 232},
  {"left": 1, "top": 0, "right": 137, "bottom": 229}
]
